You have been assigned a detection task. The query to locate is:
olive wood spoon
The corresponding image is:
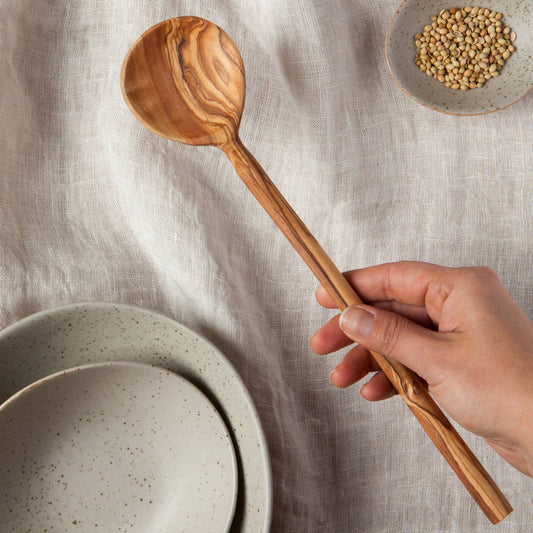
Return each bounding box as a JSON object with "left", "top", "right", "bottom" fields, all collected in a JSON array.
[{"left": 120, "top": 16, "right": 512, "bottom": 524}]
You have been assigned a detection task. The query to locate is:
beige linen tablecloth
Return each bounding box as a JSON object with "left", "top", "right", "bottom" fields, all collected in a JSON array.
[{"left": 1, "top": 1, "right": 532, "bottom": 531}]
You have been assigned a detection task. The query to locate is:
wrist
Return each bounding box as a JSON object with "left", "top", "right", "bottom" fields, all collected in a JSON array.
[
  {"left": 505, "top": 386, "right": 533, "bottom": 477},
  {"left": 485, "top": 377, "right": 533, "bottom": 478},
  {"left": 517, "top": 407, "right": 533, "bottom": 477}
]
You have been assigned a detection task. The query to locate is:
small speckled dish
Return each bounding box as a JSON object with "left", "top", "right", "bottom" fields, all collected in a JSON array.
[
  {"left": 0, "top": 303, "right": 272, "bottom": 533},
  {"left": 386, "top": 0, "right": 533, "bottom": 114},
  {"left": 0, "top": 361, "right": 238, "bottom": 532}
]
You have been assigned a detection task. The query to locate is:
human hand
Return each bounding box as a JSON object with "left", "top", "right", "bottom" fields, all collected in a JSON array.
[{"left": 310, "top": 261, "right": 533, "bottom": 477}]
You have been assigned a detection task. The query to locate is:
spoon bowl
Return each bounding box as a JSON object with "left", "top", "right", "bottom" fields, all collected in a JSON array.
[
  {"left": 121, "top": 16, "right": 245, "bottom": 146},
  {"left": 121, "top": 16, "right": 512, "bottom": 523}
]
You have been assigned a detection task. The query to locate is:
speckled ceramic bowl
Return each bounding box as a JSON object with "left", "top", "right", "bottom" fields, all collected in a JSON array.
[
  {"left": 0, "top": 361, "right": 238, "bottom": 532},
  {"left": 0, "top": 303, "right": 272, "bottom": 532},
  {"left": 386, "top": 0, "right": 533, "bottom": 114}
]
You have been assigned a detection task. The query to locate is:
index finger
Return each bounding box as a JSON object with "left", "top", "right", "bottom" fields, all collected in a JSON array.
[{"left": 316, "top": 261, "right": 453, "bottom": 308}]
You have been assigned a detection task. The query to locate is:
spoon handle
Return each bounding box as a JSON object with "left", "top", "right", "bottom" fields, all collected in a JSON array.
[{"left": 221, "top": 136, "right": 512, "bottom": 524}]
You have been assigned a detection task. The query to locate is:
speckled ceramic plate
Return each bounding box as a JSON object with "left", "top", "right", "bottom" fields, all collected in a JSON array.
[
  {"left": 0, "top": 361, "right": 238, "bottom": 532},
  {"left": 386, "top": 0, "right": 533, "bottom": 114},
  {"left": 0, "top": 303, "right": 272, "bottom": 533}
]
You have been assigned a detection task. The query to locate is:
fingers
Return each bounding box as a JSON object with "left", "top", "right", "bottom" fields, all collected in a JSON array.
[
  {"left": 312, "top": 304, "right": 440, "bottom": 395},
  {"left": 310, "top": 301, "right": 435, "bottom": 356},
  {"left": 317, "top": 286, "right": 433, "bottom": 324},
  {"left": 328, "top": 346, "right": 396, "bottom": 400},
  {"left": 329, "top": 344, "right": 378, "bottom": 387},
  {"left": 311, "top": 313, "right": 399, "bottom": 401},
  {"left": 372, "top": 301, "right": 435, "bottom": 329},
  {"left": 316, "top": 261, "right": 454, "bottom": 323},
  {"left": 339, "top": 304, "right": 449, "bottom": 383},
  {"left": 309, "top": 314, "right": 352, "bottom": 355},
  {"left": 314, "top": 261, "right": 461, "bottom": 396},
  {"left": 359, "top": 372, "right": 397, "bottom": 401},
  {"left": 345, "top": 261, "right": 450, "bottom": 304}
]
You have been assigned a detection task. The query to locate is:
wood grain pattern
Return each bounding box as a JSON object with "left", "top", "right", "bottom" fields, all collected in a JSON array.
[
  {"left": 121, "top": 16, "right": 513, "bottom": 524},
  {"left": 121, "top": 16, "right": 245, "bottom": 146}
]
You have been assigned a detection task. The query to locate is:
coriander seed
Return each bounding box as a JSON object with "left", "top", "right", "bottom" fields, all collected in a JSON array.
[{"left": 414, "top": 6, "right": 516, "bottom": 90}]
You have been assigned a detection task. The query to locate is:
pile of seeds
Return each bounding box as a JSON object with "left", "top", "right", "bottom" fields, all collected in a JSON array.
[{"left": 414, "top": 6, "right": 516, "bottom": 90}]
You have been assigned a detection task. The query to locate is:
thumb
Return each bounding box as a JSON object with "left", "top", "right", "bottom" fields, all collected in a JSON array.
[{"left": 339, "top": 304, "right": 446, "bottom": 381}]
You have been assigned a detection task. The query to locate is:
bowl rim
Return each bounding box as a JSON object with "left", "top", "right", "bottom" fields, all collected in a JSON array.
[{"left": 384, "top": 0, "right": 533, "bottom": 115}]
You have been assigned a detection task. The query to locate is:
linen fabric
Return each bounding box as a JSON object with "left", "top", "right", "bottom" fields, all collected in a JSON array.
[{"left": 0, "top": 1, "right": 532, "bottom": 531}]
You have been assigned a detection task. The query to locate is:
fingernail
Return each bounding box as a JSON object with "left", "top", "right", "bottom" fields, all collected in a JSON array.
[
  {"left": 340, "top": 306, "right": 375, "bottom": 338},
  {"left": 330, "top": 368, "right": 345, "bottom": 388}
]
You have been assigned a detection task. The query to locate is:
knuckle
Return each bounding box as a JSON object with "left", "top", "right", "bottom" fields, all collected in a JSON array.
[
  {"left": 377, "top": 314, "right": 406, "bottom": 355},
  {"left": 474, "top": 266, "right": 498, "bottom": 282},
  {"left": 458, "top": 266, "right": 499, "bottom": 292}
]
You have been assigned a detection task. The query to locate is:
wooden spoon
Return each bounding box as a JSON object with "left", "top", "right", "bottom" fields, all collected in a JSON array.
[{"left": 121, "top": 16, "right": 512, "bottom": 524}]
